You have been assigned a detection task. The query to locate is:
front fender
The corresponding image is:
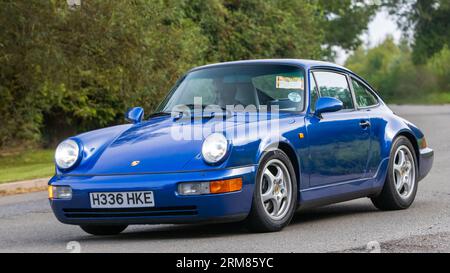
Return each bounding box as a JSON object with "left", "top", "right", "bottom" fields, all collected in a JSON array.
[
  {"left": 223, "top": 114, "right": 306, "bottom": 172},
  {"left": 255, "top": 136, "right": 298, "bottom": 163}
]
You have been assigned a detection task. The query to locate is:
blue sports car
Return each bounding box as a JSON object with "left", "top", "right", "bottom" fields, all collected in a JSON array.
[{"left": 49, "top": 59, "right": 434, "bottom": 235}]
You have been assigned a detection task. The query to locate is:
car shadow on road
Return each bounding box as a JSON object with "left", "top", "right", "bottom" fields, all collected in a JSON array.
[
  {"left": 77, "top": 200, "right": 381, "bottom": 242},
  {"left": 290, "top": 200, "right": 380, "bottom": 225},
  {"left": 81, "top": 221, "right": 250, "bottom": 242}
]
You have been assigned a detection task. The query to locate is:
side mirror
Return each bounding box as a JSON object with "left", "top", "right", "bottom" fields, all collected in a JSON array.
[
  {"left": 125, "top": 107, "right": 144, "bottom": 124},
  {"left": 314, "top": 97, "right": 343, "bottom": 117}
]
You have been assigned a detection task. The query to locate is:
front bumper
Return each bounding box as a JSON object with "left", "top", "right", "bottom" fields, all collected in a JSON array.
[
  {"left": 419, "top": 148, "right": 434, "bottom": 181},
  {"left": 49, "top": 166, "right": 256, "bottom": 225}
]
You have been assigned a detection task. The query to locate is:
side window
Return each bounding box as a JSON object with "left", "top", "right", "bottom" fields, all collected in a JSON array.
[
  {"left": 252, "top": 70, "right": 305, "bottom": 111},
  {"left": 351, "top": 78, "right": 378, "bottom": 107},
  {"left": 310, "top": 73, "right": 319, "bottom": 112},
  {"left": 313, "top": 71, "right": 354, "bottom": 110}
]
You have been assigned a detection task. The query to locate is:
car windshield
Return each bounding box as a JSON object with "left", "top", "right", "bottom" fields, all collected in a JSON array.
[{"left": 157, "top": 64, "right": 305, "bottom": 113}]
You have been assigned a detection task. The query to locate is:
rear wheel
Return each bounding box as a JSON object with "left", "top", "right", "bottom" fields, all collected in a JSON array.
[
  {"left": 80, "top": 225, "right": 128, "bottom": 236},
  {"left": 371, "top": 136, "right": 418, "bottom": 210},
  {"left": 245, "top": 149, "right": 297, "bottom": 232}
]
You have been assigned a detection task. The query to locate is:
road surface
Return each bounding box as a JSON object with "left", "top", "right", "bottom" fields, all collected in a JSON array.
[{"left": 1, "top": 105, "right": 449, "bottom": 253}]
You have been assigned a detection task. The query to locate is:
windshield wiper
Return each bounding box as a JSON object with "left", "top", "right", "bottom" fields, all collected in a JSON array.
[
  {"left": 163, "top": 105, "right": 237, "bottom": 120},
  {"left": 148, "top": 111, "right": 171, "bottom": 119}
]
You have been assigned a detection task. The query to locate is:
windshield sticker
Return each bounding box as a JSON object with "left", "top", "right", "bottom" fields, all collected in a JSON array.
[
  {"left": 276, "top": 76, "right": 304, "bottom": 90},
  {"left": 288, "top": 92, "right": 302, "bottom": 103}
]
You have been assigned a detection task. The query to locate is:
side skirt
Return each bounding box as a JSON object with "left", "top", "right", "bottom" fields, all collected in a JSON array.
[
  {"left": 297, "top": 158, "right": 389, "bottom": 210},
  {"left": 297, "top": 185, "right": 381, "bottom": 210}
]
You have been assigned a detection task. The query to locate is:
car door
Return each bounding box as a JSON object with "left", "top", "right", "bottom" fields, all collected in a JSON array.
[
  {"left": 306, "top": 70, "right": 371, "bottom": 187},
  {"left": 350, "top": 76, "right": 382, "bottom": 179}
]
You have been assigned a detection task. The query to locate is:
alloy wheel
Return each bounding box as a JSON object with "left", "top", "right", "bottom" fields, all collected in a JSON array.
[{"left": 260, "top": 159, "right": 292, "bottom": 221}]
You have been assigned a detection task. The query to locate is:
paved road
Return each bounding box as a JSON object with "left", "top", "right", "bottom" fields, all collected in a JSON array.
[{"left": 1, "top": 105, "right": 449, "bottom": 253}]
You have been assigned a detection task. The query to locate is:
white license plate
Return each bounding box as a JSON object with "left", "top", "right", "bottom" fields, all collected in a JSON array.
[{"left": 89, "top": 191, "right": 155, "bottom": 208}]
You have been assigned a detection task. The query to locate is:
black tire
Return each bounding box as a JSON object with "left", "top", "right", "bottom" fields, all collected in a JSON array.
[
  {"left": 245, "top": 149, "right": 298, "bottom": 232},
  {"left": 371, "top": 136, "right": 418, "bottom": 210},
  {"left": 80, "top": 225, "right": 128, "bottom": 236}
]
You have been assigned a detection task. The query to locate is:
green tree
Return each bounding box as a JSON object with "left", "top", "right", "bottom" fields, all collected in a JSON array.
[
  {"left": 317, "top": 0, "right": 380, "bottom": 58},
  {"left": 184, "top": 0, "right": 325, "bottom": 62},
  {"left": 0, "top": 0, "right": 206, "bottom": 147},
  {"left": 345, "top": 37, "right": 447, "bottom": 103},
  {"left": 426, "top": 45, "right": 450, "bottom": 92},
  {"left": 0, "top": 0, "right": 384, "bottom": 149},
  {"left": 384, "top": 0, "right": 450, "bottom": 64}
]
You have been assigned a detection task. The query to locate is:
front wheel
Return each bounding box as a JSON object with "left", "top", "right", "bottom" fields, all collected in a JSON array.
[
  {"left": 371, "top": 136, "right": 418, "bottom": 210},
  {"left": 245, "top": 149, "right": 298, "bottom": 232},
  {"left": 80, "top": 225, "right": 128, "bottom": 236}
]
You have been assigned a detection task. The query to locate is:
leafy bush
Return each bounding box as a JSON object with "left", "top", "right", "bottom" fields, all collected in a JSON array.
[
  {"left": 0, "top": 0, "right": 328, "bottom": 148},
  {"left": 0, "top": 0, "right": 385, "bottom": 149},
  {"left": 0, "top": 0, "right": 206, "bottom": 147},
  {"left": 346, "top": 37, "right": 449, "bottom": 104}
]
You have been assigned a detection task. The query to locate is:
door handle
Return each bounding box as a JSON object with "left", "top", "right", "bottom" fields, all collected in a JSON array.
[{"left": 359, "top": 120, "right": 371, "bottom": 128}]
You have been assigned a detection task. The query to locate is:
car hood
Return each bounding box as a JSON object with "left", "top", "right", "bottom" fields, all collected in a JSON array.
[{"left": 64, "top": 114, "right": 277, "bottom": 175}]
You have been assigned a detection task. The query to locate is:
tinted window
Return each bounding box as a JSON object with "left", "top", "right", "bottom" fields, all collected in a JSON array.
[
  {"left": 310, "top": 73, "right": 319, "bottom": 112},
  {"left": 252, "top": 69, "right": 304, "bottom": 111},
  {"left": 352, "top": 78, "right": 378, "bottom": 107},
  {"left": 313, "top": 71, "right": 354, "bottom": 110}
]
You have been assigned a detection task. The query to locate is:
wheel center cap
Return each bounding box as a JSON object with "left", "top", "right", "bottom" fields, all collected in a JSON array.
[{"left": 274, "top": 185, "right": 281, "bottom": 194}]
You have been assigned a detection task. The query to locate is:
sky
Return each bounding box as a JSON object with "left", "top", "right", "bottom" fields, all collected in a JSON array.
[{"left": 335, "top": 9, "right": 402, "bottom": 64}]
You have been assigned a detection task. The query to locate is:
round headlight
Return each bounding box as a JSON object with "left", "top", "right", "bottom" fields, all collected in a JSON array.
[
  {"left": 55, "top": 139, "right": 81, "bottom": 170},
  {"left": 202, "top": 133, "right": 228, "bottom": 164}
]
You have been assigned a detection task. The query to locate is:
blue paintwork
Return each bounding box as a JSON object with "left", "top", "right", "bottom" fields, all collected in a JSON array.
[
  {"left": 49, "top": 59, "right": 434, "bottom": 225},
  {"left": 125, "top": 107, "right": 144, "bottom": 124},
  {"left": 314, "top": 97, "right": 343, "bottom": 116}
]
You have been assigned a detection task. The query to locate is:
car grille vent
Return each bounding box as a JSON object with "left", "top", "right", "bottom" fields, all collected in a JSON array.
[{"left": 63, "top": 206, "right": 198, "bottom": 218}]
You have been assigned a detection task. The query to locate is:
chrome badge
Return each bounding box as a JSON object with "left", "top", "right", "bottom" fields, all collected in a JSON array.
[{"left": 131, "top": 160, "right": 140, "bottom": 167}]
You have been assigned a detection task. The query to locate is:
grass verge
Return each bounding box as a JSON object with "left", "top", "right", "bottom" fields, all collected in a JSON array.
[
  {"left": 389, "top": 92, "right": 450, "bottom": 104},
  {"left": 0, "top": 149, "right": 54, "bottom": 184}
]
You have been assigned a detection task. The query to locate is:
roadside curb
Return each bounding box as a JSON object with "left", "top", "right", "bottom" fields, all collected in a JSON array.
[{"left": 0, "top": 177, "right": 50, "bottom": 196}]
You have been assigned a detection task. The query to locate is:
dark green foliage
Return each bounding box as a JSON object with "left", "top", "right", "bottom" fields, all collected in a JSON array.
[
  {"left": 3, "top": 0, "right": 445, "bottom": 148},
  {"left": 384, "top": 0, "right": 450, "bottom": 64},
  {"left": 318, "top": 0, "right": 379, "bottom": 57},
  {"left": 0, "top": 0, "right": 207, "bottom": 147},
  {"left": 1, "top": 0, "right": 339, "bottom": 148}
]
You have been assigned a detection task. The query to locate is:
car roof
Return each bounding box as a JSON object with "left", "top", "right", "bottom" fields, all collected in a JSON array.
[{"left": 189, "top": 59, "right": 352, "bottom": 73}]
